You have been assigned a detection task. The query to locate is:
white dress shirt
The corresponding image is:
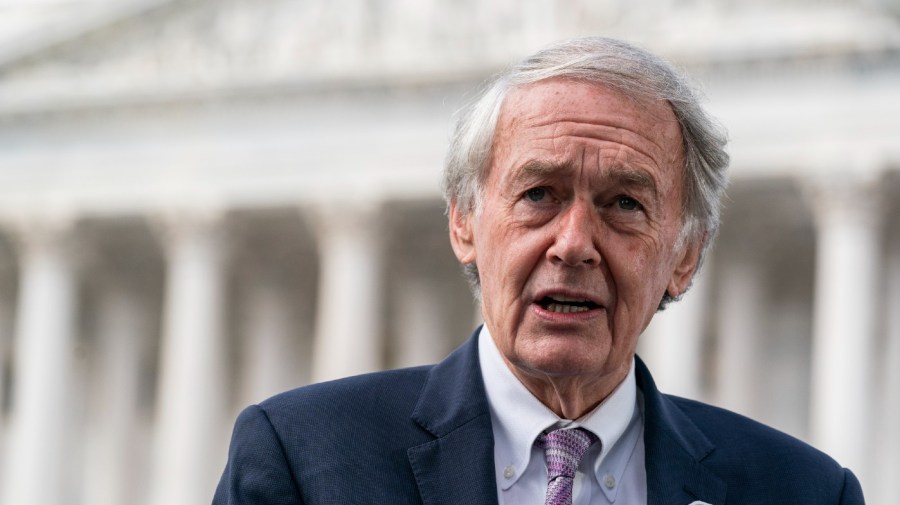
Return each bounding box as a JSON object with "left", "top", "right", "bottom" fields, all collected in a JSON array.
[{"left": 478, "top": 326, "right": 647, "bottom": 505}]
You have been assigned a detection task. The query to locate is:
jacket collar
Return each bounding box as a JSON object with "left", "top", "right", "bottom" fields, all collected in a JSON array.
[
  {"left": 405, "top": 331, "right": 727, "bottom": 505},
  {"left": 635, "top": 355, "right": 727, "bottom": 505},
  {"left": 408, "top": 328, "right": 498, "bottom": 505}
]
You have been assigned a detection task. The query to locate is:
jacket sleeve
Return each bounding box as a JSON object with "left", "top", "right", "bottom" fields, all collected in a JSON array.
[
  {"left": 213, "top": 405, "right": 303, "bottom": 505},
  {"left": 838, "top": 467, "right": 865, "bottom": 505}
]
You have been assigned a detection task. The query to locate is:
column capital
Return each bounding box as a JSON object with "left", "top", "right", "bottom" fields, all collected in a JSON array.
[
  {"left": 301, "top": 198, "right": 384, "bottom": 238},
  {"left": 150, "top": 205, "right": 225, "bottom": 239},
  {"left": 148, "top": 206, "right": 231, "bottom": 266},
  {"left": 801, "top": 171, "right": 884, "bottom": 230},
  {"left": 1, "top": 212, "right": 78, "bottom": 258}
]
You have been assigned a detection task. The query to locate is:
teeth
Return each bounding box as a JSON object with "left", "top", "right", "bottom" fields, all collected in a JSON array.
[
  {"left": 546, "top": 303, "right": 590, "bottom": 314},
  {"left": 550, "top": 295, "right": 588, "bottom": 303}
]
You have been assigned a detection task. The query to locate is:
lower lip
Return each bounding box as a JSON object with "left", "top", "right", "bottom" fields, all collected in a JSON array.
[{"left": 531, "top": 303, "right": 605, "bottom": 321}]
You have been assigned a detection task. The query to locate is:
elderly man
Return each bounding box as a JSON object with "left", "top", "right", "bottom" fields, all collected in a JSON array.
[{"left": 214, "top": 37, "right": 864, "bottom": 505}]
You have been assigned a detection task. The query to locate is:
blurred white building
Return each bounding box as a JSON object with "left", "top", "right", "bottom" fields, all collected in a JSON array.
[{"left": 0, "top": 0, "right": 898, "bottom": 504}]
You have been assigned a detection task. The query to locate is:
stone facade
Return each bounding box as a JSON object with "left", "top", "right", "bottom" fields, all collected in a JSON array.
[{"left": 0, "top": 1, "right": 898, "bottom": 504}]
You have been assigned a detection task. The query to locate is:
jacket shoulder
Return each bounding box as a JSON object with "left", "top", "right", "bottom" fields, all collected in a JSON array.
[
  {"left": 234, "top": 366, "right": 437, "bottom": 502},
  {"left": 666, "top": 395, "right": 863, "bottom": 503},
  {"left": 669, "top": 395, "right": 829, "bottom": 464},
  {"left": 258, "top": 365, "right": 433, "bottom": 428}
]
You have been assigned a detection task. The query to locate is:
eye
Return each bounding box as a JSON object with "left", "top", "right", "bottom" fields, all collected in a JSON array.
[
  {"left": 524, "top": 187, "right": 548, "bottom": 202},
  {"left": 616, "top": 196, "right": 641, "bottom": 211}
]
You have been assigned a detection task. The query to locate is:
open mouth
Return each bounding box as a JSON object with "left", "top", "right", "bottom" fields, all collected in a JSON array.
[{"left": 537, "top": 295, "right": 601, "bottom": 314}]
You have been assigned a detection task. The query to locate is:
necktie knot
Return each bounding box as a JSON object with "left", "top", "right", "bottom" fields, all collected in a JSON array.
[{"left": 537, "top": 427, "right": 598, "bottom": 505}]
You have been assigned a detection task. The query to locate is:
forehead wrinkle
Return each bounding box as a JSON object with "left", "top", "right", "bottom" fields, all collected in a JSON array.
[{"left": 527, "top": 118, "right": 673, "bottom": 169}]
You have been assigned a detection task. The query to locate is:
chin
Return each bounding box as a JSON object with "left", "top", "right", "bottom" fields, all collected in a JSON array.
[{"left": 518, "top": 346, "right": 608, "bottom": 377}]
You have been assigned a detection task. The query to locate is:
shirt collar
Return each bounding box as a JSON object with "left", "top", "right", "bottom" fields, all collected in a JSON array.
[{"left": 478, "top": 325, "right": 639, "bottom": 491}]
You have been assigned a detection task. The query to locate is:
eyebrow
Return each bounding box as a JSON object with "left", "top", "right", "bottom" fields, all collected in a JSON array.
[
  {"left": 514, "top": 160, "right": 659, "bottom": 195},
  {"left": 610, "top": 166, "right": 657, "bottom": 193},
  {"left": 517, "top": 159, "right": 565, "bottom": 179}
]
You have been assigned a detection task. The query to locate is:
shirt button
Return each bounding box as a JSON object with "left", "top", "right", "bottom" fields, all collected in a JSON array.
[
  {"left": 604, "top": 474, "right": 616, "bottom": 489},
  {"left": 504, "top": 465, "right": 516, "bottom": 479}
]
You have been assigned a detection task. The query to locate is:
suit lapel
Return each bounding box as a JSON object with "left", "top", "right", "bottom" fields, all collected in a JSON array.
[
  {"left": 405, "top": 338, "right": 728, "bottom": 505},
  {"left": 636, "top": 357, "right": 727, "bottom": 505},
  {"left": 408, "top": 330, "right": 499, "bottom": 505}
]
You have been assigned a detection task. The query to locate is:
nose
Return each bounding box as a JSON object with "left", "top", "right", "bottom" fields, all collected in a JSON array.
[{"left": 546, "top": 201, "right": 601, "bottom": 267}]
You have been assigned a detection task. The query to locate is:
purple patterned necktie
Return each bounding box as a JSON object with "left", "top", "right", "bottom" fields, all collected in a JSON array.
[{"left": 537, "top": 427, "right": 598, "bottom": 505}]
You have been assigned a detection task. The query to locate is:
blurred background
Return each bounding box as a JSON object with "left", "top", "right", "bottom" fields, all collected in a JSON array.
[{"left": 0, "top": 0, "right": 898, "bottom": 504}]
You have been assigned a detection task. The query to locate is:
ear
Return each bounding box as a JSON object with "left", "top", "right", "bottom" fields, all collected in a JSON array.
[
  {"left": 666, "top": 235, "right": 703, "bottom": 298},
  {"left": 448, "top": 200, "right": 477, "bottom": 265}
]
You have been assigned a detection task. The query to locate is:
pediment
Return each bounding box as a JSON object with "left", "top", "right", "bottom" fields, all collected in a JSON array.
[{"left": 0, "top": 0, "right": 898, "bottom": 113}]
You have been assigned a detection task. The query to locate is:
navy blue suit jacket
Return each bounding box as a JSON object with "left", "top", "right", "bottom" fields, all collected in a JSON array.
[{"left": 214, "top": 330, "right": 864, "bottom": 504}]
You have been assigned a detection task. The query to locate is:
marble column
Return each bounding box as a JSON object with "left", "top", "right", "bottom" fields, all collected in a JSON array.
[
  {"left": 395, "top": 275, "right": 449, "bottom": 367},
  {"left": 876, "top": 230, "right": 900, "bottom": 505},
  {"left": 807, "top": 174, "right": 881, "bottom": 481},
  {"left": 0, "top": 278, "right": 13, "bottom": 447},
  {"left": 309, "top": 202, "right": 384, "bottom": 382},
  {"left": 714, "top": 256, "right": 765, "bottom": 418},
  {"left": 1, "top": 218, "right": 78, "bottom": 505},
  {"left": 83, "top": 282, "right": 151, "bottom": 505},
  {"left": 239, "top": 275, "right": 306, "bottom": 404},
  {"left": 638, "top": 271, "right": 708, "bottom": 400},
  {"left": 150, "top": 211, "right": 229, "bottom": 505}
]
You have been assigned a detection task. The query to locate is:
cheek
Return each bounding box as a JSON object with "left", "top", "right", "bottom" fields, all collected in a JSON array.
[
  {"left": 609, "top": 238, "right": 668, "bottom": 302},
  {"left": 478, "top": 224, "right": 545, "bottom": 280}
]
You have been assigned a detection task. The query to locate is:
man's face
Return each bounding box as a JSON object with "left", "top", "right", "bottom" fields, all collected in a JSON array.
[{"left": 450, "top": 78, "right": 701, "bottom": 392}]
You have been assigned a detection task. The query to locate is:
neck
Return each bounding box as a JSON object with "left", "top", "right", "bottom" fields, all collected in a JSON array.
[{"left": 509, "top": 364, "right": 631, "bottom": 419}]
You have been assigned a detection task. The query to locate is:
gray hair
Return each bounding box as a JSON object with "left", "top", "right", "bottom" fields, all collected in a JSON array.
[{"left": 441, "top": 37, "right": 729, "bottom": 309}]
